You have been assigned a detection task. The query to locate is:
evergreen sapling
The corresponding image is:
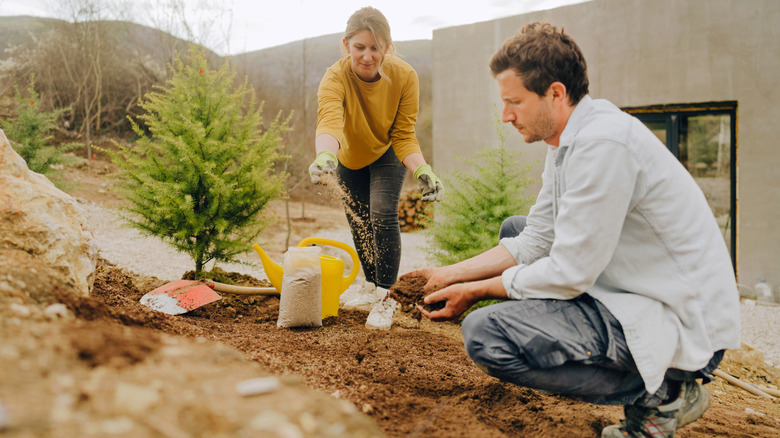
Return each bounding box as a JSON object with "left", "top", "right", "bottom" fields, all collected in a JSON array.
[
  {"left": 426, "top": 116, "right": 537, "bottom": 266},
  {"left": 108, "top": 48, "right": 289, "bottom": 275}
]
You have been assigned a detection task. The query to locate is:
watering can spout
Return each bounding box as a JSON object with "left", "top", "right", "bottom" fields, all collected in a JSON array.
[{"left": 252, "top": 244, "right": 284, "bottom": 292}]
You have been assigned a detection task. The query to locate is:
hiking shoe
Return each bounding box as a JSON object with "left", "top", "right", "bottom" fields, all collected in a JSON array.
[
  {"left": 365, "top": 288, "right": 398, "bottom": 330},
  {"left": 342, "top": 282, "right": 380, "bottom": 311},
  {"left": 601, "top": 380, "right": 711, "bottom": 438}
]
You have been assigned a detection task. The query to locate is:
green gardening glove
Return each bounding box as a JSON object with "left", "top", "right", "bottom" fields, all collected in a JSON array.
[
  {"left": 413, "top": 164, "right": 443, "bottom": 202},
  {"left": 308, "top": 151, "right": 338, "bottom": 184}
]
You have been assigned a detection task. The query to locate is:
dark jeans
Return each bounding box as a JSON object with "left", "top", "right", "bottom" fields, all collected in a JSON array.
[
  {"left": 337, "top": 148, "right": 407, "bottom": 289},
  {"left": 499, "top": 215, "right": 527, "bottom": 240},
  {"left": 468, "top": 215, "right": 723, "bottom": 407}
]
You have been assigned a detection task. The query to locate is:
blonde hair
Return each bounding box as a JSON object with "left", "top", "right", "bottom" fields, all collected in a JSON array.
[{"left": 341, "top": 7, "right": 395, "bottom": 60}]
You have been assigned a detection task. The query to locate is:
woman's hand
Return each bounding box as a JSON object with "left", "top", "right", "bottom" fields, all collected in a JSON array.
[
  {"left": 413, "top": 164, "right": 443, "bottom": 202},
  {"left": 308, "top": 151, "right": 337, "bottom": 184}
]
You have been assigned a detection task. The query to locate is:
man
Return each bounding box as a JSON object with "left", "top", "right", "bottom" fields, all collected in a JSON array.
[{"left": 413, "top": 23, "right": 740, "bottom": 437}]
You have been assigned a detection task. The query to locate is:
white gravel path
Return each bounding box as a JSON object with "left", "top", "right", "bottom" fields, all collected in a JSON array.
[{"left": 77, "top": 199, "right": 780, "bottom": 369}]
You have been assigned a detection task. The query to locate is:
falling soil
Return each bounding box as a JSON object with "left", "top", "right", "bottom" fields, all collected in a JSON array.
[
  {"left": 318, "top": 173, "right": 375, "bottom": 267},
  {"left": 42, "top": 261, "right": 780, "bottom": 437}
]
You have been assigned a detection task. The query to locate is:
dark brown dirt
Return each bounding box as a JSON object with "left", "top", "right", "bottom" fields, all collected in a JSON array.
[
  {"left": 20, "top": 156, "right": 777, "bottom": 436},
  {"left": 68, "top": 322, "right": 161, "bottom": 368},
  {"left": 51, "top": 260, "right": 780, "bottom": 438},
  {"left": 388, "top": 272, "right": 445, "bottom": 320}
]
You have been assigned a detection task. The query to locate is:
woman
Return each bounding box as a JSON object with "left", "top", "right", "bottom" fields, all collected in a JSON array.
[{"left": 309, "top": 6, "right": 443, "bottom": 329}]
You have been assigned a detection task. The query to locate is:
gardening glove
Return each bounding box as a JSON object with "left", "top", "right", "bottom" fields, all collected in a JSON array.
[
  {"left": 308, "top": 151, "right": 337, "bottom": 184},
  {"left": 413, "top": 164, "right": 443, "bottom": 202}
]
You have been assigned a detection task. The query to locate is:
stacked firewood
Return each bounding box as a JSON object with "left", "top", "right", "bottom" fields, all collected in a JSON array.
[{"left": 398, "top": 189, "right": 433, "bottom": 232}]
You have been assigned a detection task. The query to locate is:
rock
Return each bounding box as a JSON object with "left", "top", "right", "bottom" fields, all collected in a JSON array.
[
  {"left": 100, "top": 416, "right": 135, "bottom": 435},
  {"left": 44, "top": 303, "right": 71, "bottom": 320},
  {"left": 235, "top": 376, "right": 280, "bottom": 397},
  {"left": 9, "top": 303, "right": 31, "bottom": 318},
  {"left": 0, "top": 128, "right": 98, "bottom": 297},
  {"left": 0, "top": 249, "right": 78, "bottom": 302}
]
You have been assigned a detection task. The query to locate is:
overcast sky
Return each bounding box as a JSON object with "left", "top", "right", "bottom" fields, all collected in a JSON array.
[{"left": 0, "top": 0, "right": 590, "bottom": 55}]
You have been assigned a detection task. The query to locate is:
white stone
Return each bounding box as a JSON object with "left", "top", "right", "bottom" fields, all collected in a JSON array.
[
  {"left": 249, "top": 410, "right": 286, "bottom": 431},
  {"left": 9, "top": 303, "right": 31, "bottom": 318},
  {"left": 101, "top": 416, "right": 135, "bottom": 435},
  {"left": 44, "top": 303, "right": 70, "bottom": 320},
  {"left": 113, "top": 382, "right": 160, "bottom": 414},
  {"left": 235, "top": 376, "right": 280, "bottom": 397},
  {"left": 276, "top": 424, "right": 304, "bottom": 438}
]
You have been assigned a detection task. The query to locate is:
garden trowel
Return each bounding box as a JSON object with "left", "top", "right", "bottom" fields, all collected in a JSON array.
[{"left": 140, "top": 279, "right": 278, "bottom": 315}]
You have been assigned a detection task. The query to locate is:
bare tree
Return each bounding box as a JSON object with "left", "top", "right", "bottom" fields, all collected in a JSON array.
[{"left": 142, "top": 0, "right": 233, "bottom": 56}]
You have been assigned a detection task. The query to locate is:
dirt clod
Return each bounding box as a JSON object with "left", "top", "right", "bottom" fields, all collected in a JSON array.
[{"left": 389, "top": 272, "right": 445, "bottom": 320}]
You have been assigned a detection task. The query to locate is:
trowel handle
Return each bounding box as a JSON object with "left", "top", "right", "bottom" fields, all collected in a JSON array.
[{"left": 206, "top": 280, "right": 280, "bottom": 295}]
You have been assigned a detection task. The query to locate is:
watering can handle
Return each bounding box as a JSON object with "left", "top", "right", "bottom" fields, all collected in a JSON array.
[{"left": 297, "top": 237, "right": 359, "bottom": 293}]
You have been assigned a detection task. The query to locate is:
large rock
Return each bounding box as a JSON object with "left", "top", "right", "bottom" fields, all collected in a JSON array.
[{"left": 0, "top": 128, "right": 98, "bottom": 296}]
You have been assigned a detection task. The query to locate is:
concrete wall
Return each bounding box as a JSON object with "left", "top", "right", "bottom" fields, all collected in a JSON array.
[{"left": 432, "top": 0, "right": 780, "bottom": 291}]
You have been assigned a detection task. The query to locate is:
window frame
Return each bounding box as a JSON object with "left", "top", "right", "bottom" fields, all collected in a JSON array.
[{"left": 624, "top": 102, "right": 737, "bottom": 267}]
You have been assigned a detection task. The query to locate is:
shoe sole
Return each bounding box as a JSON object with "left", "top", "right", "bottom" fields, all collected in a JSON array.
[{"left": 678, "top": 384, "right": 711, "bottom": 427}]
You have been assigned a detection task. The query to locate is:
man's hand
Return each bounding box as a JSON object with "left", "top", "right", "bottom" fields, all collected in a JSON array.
[
  {"left": 308, "top": 151, "right": 337, "bottom": 184},
  {"left": 413, "top": 164, "right": 443, "bottom": 202},
  {"left": 417, "top": 276, "right": 508, "bottom": 322},
  {"left": 417, "top": 283, "right": 479, "bottom": 322},
  {"left": 401, "top": 267, "right": 453, "bottom": 293}
]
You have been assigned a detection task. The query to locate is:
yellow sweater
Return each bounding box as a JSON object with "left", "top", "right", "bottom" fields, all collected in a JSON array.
[{"left": 316, "top": 56, "right": 421, "bottom": 170}]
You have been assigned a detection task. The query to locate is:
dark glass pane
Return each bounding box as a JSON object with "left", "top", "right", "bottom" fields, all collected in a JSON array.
[{"left": 644, "top": 121, "right": 667, "bottom": 146}]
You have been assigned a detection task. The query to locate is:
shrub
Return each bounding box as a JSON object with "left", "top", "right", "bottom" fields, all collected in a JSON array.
[
  {"left": 108, "top": 47, "right": 289, "bottom": 275},
  {"left": 425, "top": 118, "right": 537, "bottom": 266},
  {"left": 1, "top": 77, "right": 76, "bottom": 176}
]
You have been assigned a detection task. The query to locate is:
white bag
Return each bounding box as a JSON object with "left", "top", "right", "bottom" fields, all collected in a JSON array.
[{"left": 277, "top": 246, "right": 322, "bottom": 328}]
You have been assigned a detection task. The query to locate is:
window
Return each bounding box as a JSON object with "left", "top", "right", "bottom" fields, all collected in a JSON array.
[{"left": 624, "top": 102, "right": 737, "bottom": 266}]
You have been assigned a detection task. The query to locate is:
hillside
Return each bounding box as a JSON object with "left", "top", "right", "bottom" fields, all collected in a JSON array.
[{"left": 0, "top": 15, "right": 433, "bottom": 162}]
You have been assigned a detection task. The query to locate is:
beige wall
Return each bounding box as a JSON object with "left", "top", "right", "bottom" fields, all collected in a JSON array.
[{"left": 432, "top": 0, "right": 780, "bottom": 291}]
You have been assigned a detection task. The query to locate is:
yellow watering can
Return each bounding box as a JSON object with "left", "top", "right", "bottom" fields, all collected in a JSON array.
[{"left": 252, "top": 237, "right": 360, "bottom": 318}]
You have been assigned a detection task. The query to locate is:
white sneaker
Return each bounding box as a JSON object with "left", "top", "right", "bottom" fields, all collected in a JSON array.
[
  {"left": 365, "top": 288, "right": 398, "bottom": 330},
  {"left": 342, "top": 282, "right": 380, "bottom": 311}
]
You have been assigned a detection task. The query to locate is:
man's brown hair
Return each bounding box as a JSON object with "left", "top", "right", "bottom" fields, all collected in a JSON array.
[{"left": 490, "top": 22, "right": 589, "bottom": 105}]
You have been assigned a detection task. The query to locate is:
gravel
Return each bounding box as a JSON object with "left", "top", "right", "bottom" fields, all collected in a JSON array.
[{"left": 77, "top": 199, "right": 780, "bottom": 369}]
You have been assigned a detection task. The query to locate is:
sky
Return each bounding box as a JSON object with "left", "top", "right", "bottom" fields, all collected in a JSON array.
[{"left": 0, "top": 0, "right": 590, "bottom": 55}]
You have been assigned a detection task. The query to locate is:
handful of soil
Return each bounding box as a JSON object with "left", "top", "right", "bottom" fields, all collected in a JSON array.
[{"left": 388, "top": 273, "right": 445, "bottom": 321}]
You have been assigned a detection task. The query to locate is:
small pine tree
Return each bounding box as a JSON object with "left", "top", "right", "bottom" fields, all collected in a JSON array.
[
  {"left": 426, "top": 116, "right": 537, "bottom": 265},
  {"left": 108, "top": 47, "right": 288, "bottom": 275},
  {"left": 1, "top": 76, "right": 76, "bottom": 176}
]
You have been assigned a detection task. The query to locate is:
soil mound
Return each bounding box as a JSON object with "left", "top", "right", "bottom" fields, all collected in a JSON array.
[{"left": 65, "top": 262, "right": 779, "bottom": 437}]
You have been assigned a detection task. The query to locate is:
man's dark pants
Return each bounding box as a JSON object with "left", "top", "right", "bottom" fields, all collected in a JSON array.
[{"left": 461, "top": 216, "right": 722, "bottom": 407}]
